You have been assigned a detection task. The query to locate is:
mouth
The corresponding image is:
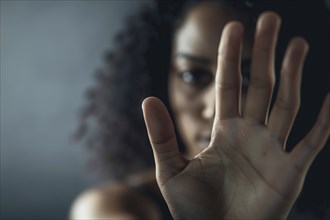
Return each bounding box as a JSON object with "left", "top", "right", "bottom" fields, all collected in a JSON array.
[{"left": 196, "top": 132, "right": 211, "bottom": 149}]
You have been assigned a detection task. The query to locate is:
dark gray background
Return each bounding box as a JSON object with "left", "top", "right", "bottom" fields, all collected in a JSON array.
[{"left": 0, "top": 1, "right": 148, "bottom": 219}]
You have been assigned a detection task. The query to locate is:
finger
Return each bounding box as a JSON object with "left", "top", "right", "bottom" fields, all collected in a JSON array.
[
  {"left": 268, "top": 37, "right": 309, "bottom": 146},
  {"left": 290, "top": 94, "right": 330, "bottom": 174},
  {"left": 142, "top": 97, "right": 187, "bottom": 184},
  {"left": 215, "top": 22, "right": 243, "bottom": 120},
  {"left": 244, "top": 12, "right": 281, "bottom": 124}
]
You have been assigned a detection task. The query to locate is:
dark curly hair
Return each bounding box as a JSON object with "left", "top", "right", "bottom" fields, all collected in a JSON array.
[
  {"left": 75, "top": 0, "right": 258, "bottom": 180},
  {"left": 75, "top": 0, "right": 329, "bottom": 217}
]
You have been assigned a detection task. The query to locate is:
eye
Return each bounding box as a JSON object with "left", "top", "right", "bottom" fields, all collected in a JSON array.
[{"left": 178, "top": 69, "right": 213, "bottom": 87}]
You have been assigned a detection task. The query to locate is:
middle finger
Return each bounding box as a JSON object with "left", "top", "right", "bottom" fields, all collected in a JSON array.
[{"left": 244, "top": 12, "right": 281, "bottom": 125}]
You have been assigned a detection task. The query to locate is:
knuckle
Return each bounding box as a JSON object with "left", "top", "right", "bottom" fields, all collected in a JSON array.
[
  {"left": 255, "top": 45, "right": 271, "bottom": 56},
  {"left": 216, "top": 81, "right": 239, "bottom": 92},
  {"left": 291, "top": 161, "right": 304, "bottom": 174},
  {"left": 152, "top": 134, "right": 176, "bottom": 146},
  {"left": 303, "top": 139, "right": 317, "bottom": 152},
  {"left": 275, "top": 96, "right": 300, "bottom": 112},
  {"left": 316, "top": 117, "right": 330, "bottom": 132},
  {"left": 249, "top": 75, "right": 274, "bottom": 90}
]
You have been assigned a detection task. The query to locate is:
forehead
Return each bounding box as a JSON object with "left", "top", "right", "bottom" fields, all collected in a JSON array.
[{"left": 174, "top": 2, "right": 249, "bottom": 61}]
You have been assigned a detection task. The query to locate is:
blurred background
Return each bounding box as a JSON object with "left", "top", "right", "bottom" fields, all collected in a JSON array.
[
  {"left": 1, "top": 1, "right": 329, "bottom": 220},
  {"left": 1, "top": 1, "right": 148, "bottom": 219}
]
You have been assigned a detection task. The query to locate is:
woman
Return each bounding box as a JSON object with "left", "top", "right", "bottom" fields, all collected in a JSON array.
[{"left": 70, "top": 1, "right": 329, "bottom": 219}]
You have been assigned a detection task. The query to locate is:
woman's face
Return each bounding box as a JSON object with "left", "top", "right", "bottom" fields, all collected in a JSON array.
[{"left": 169, "top": 2, "right": 252, "bottom": 158}]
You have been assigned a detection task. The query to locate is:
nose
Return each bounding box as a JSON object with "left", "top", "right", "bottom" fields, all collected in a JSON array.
[{"left": 201, "top": 86, "right": 215, "bottom": 120}]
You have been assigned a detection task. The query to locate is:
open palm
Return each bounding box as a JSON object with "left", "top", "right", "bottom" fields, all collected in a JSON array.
[{"left": 142, "top": 12, "right": 329, "bottom": 220}]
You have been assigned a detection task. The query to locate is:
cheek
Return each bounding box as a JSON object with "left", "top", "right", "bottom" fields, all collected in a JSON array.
[
  {"left": 177, "top": 114, "right": 198, "bottom": 139},
  {"left": 176, "top": 113, "right": 202, "bottom": 157},
  {"left": 168, "top": 75, "right": 201, "bottom": 149},
  {"left": 168, "top": 74, "right": 200, "bottom": 115}
]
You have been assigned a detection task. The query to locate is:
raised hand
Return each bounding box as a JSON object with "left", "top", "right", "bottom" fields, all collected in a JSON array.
[{"left": 142, "top": 12, "right": 330, "bottom": 220}]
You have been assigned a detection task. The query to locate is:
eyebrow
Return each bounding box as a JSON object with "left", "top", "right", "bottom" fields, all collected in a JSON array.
[
  {"left": 175, "top": 52, "right": 251, "bottom": 68},
  {"left": 174, "top": 52, "right": 211, "bottom": 65}
]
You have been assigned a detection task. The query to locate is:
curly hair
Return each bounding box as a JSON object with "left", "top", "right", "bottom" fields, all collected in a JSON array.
[
  {"left": 75, "top": 0, "right": 329, "bottom": 216},
  {"left": 75, "top": 0, "right": 258, "bottom": 180},
  {"left": 75, "top": 2, "right": 177, "bottom": 179}
]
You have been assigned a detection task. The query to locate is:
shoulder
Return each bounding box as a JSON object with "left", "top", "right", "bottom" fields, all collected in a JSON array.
[{"left": 69, "top": 181, "right": 161, "bottom": 220}]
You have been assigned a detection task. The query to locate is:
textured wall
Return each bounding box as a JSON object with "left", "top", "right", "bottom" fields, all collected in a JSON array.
[{"left": 0, "top": 1, "right": 148, "bottom": 219}]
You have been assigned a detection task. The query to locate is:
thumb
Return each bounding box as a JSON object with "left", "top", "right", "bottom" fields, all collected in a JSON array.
[{"left": 142, "top": 97, "right": 187, "bottom": 185}]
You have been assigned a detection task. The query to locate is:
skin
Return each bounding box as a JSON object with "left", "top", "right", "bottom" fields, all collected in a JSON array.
[
  {"left": 143, "top": 3, "right": 330, "bottom": 220},
  {"left": 71, "top": 2, "right": 330, "bottom": 220},
  {"left": 169, "top": 3, "right": 252, "bottom": 158}
]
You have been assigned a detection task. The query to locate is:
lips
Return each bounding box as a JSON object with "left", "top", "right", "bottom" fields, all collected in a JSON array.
[{"left": 196, "top": 132, "right": 211, "bottom": 149}]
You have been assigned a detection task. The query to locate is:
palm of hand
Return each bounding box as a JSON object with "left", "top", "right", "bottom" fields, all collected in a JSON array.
[
  {"left": 162, "top": 119, "right": 300, "bottom": 220},
  {"left": 143, "top": 12, "right": 329, "bottom": 220}
]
